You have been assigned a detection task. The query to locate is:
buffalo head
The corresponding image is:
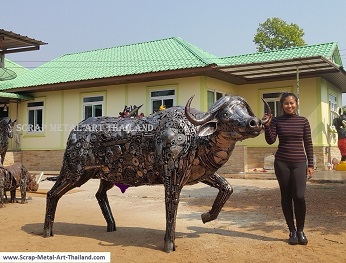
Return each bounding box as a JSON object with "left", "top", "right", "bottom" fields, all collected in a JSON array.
[
  {"left": 27, "top": 172, "right": 44, "bottom": 192},
  {"left": 185, "top": 95, "right": 271, "bottom": 139}
]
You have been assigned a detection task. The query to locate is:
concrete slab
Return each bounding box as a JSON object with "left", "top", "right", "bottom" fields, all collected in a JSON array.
[{"left": 224, "top": 170, "right": 346, "bottom": 183}]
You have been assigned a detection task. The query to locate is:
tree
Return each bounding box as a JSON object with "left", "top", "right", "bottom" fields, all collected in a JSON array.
[{"left": 253, "top": 17, "right": 306, "bottom": 52}]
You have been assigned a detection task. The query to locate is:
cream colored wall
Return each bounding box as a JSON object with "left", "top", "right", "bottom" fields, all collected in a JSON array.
[
  {"left": 14, "top": 75, "right": 342, "bottom": 152},
  {"left": 16, "top": 77, "right": 220, "bottom": 150},
  {"left": 17, "top": 85, "right": 126, "bottom": 150},
  {"left": 205, "top": 77, "right": 237, "bottom": 110},
  {"left": 127, "top": 76, "right": 236, "bottom": 114},
  {"left": 141, "top": 77, "right": 203, "bottom": 113},
  {"left": 235, "top": 79, "right": 294, "bottom": 147},
  {"left": 235, "top": 77, "right": 333, "bottom": 148},
  {"left": 19, "top": 94, "right": 63, "bottom": 150},
  {"left": 319, "top": 78, "right": 342, "bottom": 147}
]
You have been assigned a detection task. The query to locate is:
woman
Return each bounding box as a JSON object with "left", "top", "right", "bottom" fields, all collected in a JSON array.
[{"left": 263, "top": 92, "right": 314, "bottom": 245}]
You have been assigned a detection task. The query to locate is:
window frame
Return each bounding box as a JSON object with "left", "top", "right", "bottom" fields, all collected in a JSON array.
[
  {"left": 207, "top": 89, "right": 225, "bottom": 109},
  {"left": 262, "top": 92, "right": 285, "bottom": 117},
  {"left": 27, "top": 101, "right": 44, "bottom": 133},
  {"left": 329, "top": 93, "right": 337, "bottom": 125},
  {"left": 149, "top": 89, "right": 176, "bottom": 114},
  {"left": 82, "top": 95, "right": 104, "bottom": 120},
  {"left": 260, "top": 88, "right": 292, "bottom": 117}
]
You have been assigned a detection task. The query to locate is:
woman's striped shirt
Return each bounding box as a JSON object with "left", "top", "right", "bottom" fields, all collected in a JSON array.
[{"left": 264, "top": 114, "right": 314, "bottom": 167}]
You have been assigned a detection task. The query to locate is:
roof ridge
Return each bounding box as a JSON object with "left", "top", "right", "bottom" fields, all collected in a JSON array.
[
  {"left": 61, "top": 36, "right": 179, "bottom": 57},
  {"left": 172, "top": 37, "right": 217, "bottom": 65},
  {"left": 225, "top": 42, "right": 338, "bottom": 59}
]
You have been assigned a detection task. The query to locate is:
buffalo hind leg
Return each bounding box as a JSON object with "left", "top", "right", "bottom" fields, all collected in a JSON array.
[
  {"left": 95, "top": 179, "right": 116, "bottom": 232},
  {"left": 43, "top": 172, "right": 93, "bottom": 237},
  {"left": 201, "top": 173, "right": 233, "bottom": 223}
]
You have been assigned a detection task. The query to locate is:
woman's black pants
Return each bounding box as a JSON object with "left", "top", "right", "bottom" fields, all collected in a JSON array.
[{"left": 274, "top": 159, "right": 307, "bottom": 232}]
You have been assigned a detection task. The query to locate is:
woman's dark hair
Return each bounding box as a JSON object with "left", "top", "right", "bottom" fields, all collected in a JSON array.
[{"left": 280, "top": 92, "right": 298, "bottom": 104}]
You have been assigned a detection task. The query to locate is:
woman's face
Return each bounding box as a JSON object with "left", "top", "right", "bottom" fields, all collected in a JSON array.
[{"left": 282, "top": 96, "right": 297, "bottom": 115}]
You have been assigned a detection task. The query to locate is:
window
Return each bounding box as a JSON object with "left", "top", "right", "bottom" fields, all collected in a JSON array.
[
  {"left": 262, "top": 92, "right": 286, "bottom": 117},
  {"left": 329, "top": 94, "right": 337, "bottom": 125},
  {"left": 83, "top": 96, "right": 104, "bottom": 119},
  {"left": 207, "top": 90, "right": 224, "bottom": 109},
  {"left": 27, "top": 101, "right": 44, "bottom": 132},
  {"left": 150, "top": 89, "right": 175, "bottom": 113}
]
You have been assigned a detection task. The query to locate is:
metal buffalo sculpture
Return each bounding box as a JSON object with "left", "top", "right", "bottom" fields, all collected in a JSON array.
[
  {"left": 43, "top": 95, "right": 271, "bottom": 252},
  {"left": 333, "top": 109, "right": 346, "bottom": 161},
  {"left": 0, "top": 163, "right": 42, "bottom": 207},
  {"left": 0, "top": 117, "right": 16, "bottom": 165}
]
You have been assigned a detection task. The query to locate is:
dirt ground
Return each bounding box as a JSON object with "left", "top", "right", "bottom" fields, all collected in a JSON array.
[{"left": 1, "top": 177, "right": 345, "bottom": 263}]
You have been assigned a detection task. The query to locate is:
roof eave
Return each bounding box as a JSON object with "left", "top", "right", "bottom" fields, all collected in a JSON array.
[
  {"left": 215, "top": 56, "right": 345, "bottom": 84},
  {"left": 3, "top": 66, "right": 216, "bottom": 93}
]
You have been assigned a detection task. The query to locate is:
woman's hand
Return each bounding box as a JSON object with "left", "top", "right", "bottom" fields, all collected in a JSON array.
[
  {"left": 307, "top": 167, "right": 314, "bottom": 180},
  {"left": 262, "top": 113, "right": 273, "bottom": 127}
]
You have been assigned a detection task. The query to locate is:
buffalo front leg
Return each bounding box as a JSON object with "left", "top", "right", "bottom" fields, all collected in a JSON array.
[
  {"left": 95, "top": 179, "right": 116, "bottom": 232},
  {"left": 163, "top": 166, "right": 183, "bottom": 253},
  {"left": 201, "top": 173, "right": 233, "bottom": 223},
  {"left": 19, "top": 173, "right": 28, "bottom": 204}
]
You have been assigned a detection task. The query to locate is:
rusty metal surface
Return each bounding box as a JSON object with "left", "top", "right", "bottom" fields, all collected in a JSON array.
[{"left": 0, "top": 163, "right": 38, "bottom": 207}]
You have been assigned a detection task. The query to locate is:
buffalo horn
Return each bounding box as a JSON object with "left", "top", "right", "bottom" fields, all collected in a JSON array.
[
  {"left": 331, "top": 110, "right": 340, "bottom": 118},
  {"left": 261, "top": 98, "right": 272, "bottom": 125},
  {"left": 36, "top": 171, "right": 44, "bottom": 185},
  {"left": 185, "top": 95, "right": 231, "bottom": 125}
]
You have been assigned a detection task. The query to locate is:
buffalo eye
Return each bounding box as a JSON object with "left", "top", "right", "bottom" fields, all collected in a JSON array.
[{"left": 221, "top": 111, "right": 230, "bottom": 119}]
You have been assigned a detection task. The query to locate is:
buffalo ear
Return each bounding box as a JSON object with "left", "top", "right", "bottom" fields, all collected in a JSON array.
[
  {"left": 8, "top": 119, "right": 17, "bottom": 124},
  {"left": 197, "top": 120, "right": 217, "bottom": 137}
]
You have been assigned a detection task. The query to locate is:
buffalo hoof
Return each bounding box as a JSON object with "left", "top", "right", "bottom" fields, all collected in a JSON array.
[
  {"left": 201, "top": 212, "right": 212, "bottom": 223},
  {"left": 163, "top": 241, "right": 175, "bottom": 253},
  {"left": 106, "top": 224, "right": 117, "bottom": 232},
  {"left": 43, "top": 228, "right": 53, "bottom": 238}
]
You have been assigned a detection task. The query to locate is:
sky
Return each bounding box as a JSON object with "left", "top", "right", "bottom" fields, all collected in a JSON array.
[{"left": 2, "top": 0, "right": 346, "bottom": 102}]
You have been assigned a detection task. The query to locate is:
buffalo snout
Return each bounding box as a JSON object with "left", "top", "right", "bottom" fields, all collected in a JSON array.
[{"left": 246, "top": 117, "right": 262, "bottom": 132}]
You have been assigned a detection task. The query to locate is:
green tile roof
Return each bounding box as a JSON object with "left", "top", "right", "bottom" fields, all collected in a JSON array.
[
  {"left": 0, "top": 37, "right": 222, "bottom": 90},
  {"left": 220, "top": 42, "right": 342, "bottom": 67},
  {"left": 4, "top": 58, "right": 30, "bottom": 76},
  {"left": 1, "top": 58, "right": 30, "bottom": 80},
  {"left": 0, "top": 38, "right": 342, "bottom": 91}
]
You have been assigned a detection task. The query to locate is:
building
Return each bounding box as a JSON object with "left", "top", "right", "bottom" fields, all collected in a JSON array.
[{"left": 0, "top": 36, "right": 345, "bottom": 173}]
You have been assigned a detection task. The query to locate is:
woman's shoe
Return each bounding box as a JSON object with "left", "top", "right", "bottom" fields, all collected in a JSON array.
[
  {"left": 297, "top": 231, "right": 308, "bottom": 245},
  {"left": 288, "top": 231, "right": 298, "bottom": 245}
]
